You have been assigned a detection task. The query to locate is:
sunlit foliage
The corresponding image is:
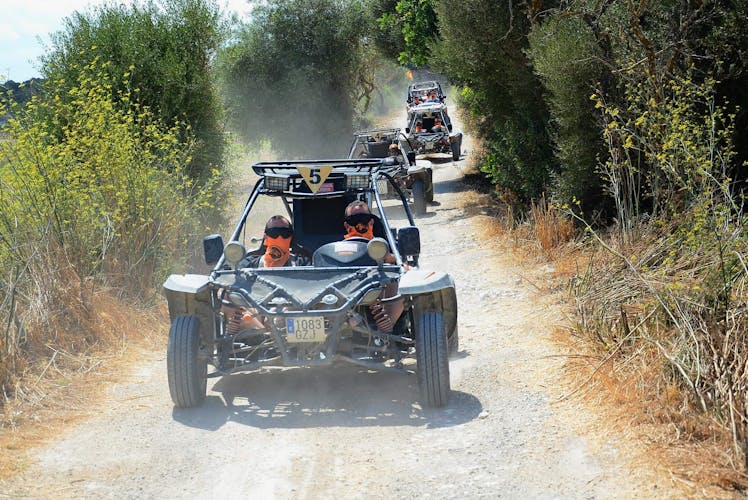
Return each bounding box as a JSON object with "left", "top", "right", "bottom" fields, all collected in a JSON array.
[
  {"left": 0, "top": 60, "right": 218, "bottom": 394},
  {"left": 41, "top": 0, "right": 227, "bottom": 181}
]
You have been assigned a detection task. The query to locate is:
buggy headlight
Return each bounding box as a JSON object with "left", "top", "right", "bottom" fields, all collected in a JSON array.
[
  {"left": 224, "top": 241, "right": 246, "bottom": 267},
  {"left": 346, "top": 173, "right": 369, "bottom": 190},
  {"left": 264, "top": 173, "right": 289, "bottom": 192},
  {"left": 367, "top": 238, "right": 388, "bottom": 263}
]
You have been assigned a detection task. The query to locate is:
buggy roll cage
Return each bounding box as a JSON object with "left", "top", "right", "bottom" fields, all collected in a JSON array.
[
  {"left": 349, "top": 128, "right": 417, "bottom": 153},
  {"left": 407, "top": 81, "right": 446, "bottom": 102},
  {"left": 211, "top": 159, "right": 418, "bottom": 273}
]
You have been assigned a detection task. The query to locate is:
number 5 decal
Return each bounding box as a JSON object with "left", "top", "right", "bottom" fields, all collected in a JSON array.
[
  {"left": 309, "top": 168, "right": 321, "bottom": 184},
  {"left": 297, "top": 165, "right": 333, "bottom": 193}
]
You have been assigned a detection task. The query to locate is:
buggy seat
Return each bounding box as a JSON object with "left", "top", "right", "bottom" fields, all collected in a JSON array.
[{"left": 292, "top": 197, "right": 387, "bottom": 256}]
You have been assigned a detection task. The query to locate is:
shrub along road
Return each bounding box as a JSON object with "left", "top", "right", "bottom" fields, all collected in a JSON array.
[{"left": 4, "top": 146, "right": 680, "bottom": 498}]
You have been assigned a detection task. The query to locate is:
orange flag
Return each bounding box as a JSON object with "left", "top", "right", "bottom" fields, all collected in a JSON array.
[{"left": 406, "top": 70, "right": 413, "bottom": 80}]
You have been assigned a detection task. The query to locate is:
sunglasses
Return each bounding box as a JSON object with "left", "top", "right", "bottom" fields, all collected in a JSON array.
[
  {"left": 345, "top": 213, "right": 374, "bottom": 228},
  {"left": 265, "top": 226, "right": 293, "bottom": 238}
]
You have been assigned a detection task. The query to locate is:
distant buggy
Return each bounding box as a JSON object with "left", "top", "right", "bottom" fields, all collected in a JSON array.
[
  {"left": 348, "top": 127, "right": 434, "bottom": 215},
  {"left": 407, "top": 80, "right": 447, "bottom": 105},
  {"left": 406, "top": 102, "right": 462, "bottom": 161},
  {"left": 163, "top": 159, "right": 458, "bottom": 408}
]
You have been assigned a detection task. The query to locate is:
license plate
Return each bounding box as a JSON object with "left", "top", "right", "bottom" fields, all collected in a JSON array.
[{"left": 286, "top": 316, "right": 325, "bottom": 343}]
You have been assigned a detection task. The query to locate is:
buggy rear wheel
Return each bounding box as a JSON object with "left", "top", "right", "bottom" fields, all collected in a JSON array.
[
  {"left": 167, "top": 315, "right": 207, "bottom": 408},
  {"left": 412, "top": 178, "right": 427, "bottom": 215},
  {"left": 451, "top": 141, "right": 461, "bottom": 161},
  {"left": 416, "top": 312, "right": 450, "bottom": 407}
]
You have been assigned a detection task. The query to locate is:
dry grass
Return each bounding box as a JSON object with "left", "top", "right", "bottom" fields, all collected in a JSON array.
[
  {"left": 0, "top": 144, "right": 263, "bottom": 480},
  {"left": 555, "top": 324, "right": 747, "bottom": 494},
  {"left": 455, "top": 173, "right": 747, "bottom": 495},
  {"left": 493, "top": 205, "right": 748, "bottom": 495},
  {"left": 0, "top": 284, "right": 166, "bottom": 479}
]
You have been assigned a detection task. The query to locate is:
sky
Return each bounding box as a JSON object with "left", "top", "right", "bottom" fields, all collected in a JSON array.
[{"left": 0, "top": 0, "right": 252, "bottom": 82}]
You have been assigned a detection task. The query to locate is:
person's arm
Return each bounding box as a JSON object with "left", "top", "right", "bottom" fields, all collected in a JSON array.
[{"left": 239, "top": 254, "right": 262, "bottom": 268}]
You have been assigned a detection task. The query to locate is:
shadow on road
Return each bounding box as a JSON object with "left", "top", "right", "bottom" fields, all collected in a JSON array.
[
  {"left": 172, "top": 365, "right": 481, "bottom": 432},
  {"left": 433, "top": 176, "right": 470, "bottom": 196}
]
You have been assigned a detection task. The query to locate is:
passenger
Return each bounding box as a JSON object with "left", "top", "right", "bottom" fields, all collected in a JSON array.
[
  {"left": 414, "top": 122, "right": 424, "bottom": 133},
  {"left": 426, "top": 91, "right": 439, "bottom": 102},
  {"left": 343, "top": 201, "right": 394, "bottom": 261},
  {"left": 226, "top": 216, "right": 307, "bottom": 330},
  {"left": 410, "top": 95, "right": 421, "bottom": 107},
  {"left": 342, "top": 201, "right": 403, "bottom": 331},
  {"left": 241, "top": 215, "right": 308, "bottom": 268}
]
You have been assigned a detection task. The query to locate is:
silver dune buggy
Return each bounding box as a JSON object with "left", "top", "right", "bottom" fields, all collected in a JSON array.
[
  {"left": 348, "top": 128, "right": 434, "bottom": 215},
  {"left": 162, "top": 159, "right": 458, "bottom": 408},
  {"left": 406, "top": 102, "right": 462, "bottom": 161}
]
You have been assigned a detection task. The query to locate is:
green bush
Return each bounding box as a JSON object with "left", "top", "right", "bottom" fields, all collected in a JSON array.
[
  {"left": 42, "top": 0, "right": 227, "bottom": 182},
  {"left": 432, "top": 0, "right": 557, "bottom": 204},
  {"left": 0, "top": 61, "right": 218, "bottom": 396},
  {"left": 527, "top": 14, "right": 608, "bottom": 213}
]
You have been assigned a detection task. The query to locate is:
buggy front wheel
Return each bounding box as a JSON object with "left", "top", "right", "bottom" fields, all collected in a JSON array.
[
  {"left": 416, "top": 312, "right": 450, "bottom": 407},
  {"left": 425, "top": 169, "right": 434, "bottom": 202},
  {"left": 448, "top": 323, "right": 459, "bottom": 357},
  {"left": 167, "top": 315, "right": 207, "bottom": 408}
]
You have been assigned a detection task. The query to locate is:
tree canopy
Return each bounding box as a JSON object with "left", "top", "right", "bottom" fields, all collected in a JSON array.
[{"left": 41, "top": 0, "right": 227, "bottom": 181}]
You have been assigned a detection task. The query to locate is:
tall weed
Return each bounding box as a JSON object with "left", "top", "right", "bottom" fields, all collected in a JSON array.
[
  {"left": 577, "top": 72, "right": 748, "bottom": 480},
  {"left": 0, "top": 61, "right": 220, "bottom": 404}
]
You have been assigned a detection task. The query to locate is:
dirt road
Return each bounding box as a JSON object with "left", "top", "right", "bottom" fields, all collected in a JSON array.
[{"left": 4, "top": 149, "right": 677, "bottom": 498}]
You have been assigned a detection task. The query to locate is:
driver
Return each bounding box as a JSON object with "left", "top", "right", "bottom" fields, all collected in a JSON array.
[
  {"left": 342, "top": 201, "right": 403, "bottom": 332},
  {"left": 227, "top": 215, "right": 307, "bottom": 331},
  {"left": 431, "top": 117, "right": 446, "bottom": 133},
  {"left": 388, "top": 143, "right": 404, "bottom": 164}
]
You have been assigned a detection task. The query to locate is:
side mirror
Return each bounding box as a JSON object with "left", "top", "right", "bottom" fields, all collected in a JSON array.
[
  {"left": 406, "top": 152, "right": 416, "bottom": 164},
  {"left": 203, "top": 234, "right": 224, "bottom": 265},
  {"left": 447, "top": 124, "right": 453, "bottom": 132},
  {"left": 405, "top": 127, "right": 410, "bottom": 134},
  {"left": 397, "top": 226, "right": 420, "bottom": 257}
]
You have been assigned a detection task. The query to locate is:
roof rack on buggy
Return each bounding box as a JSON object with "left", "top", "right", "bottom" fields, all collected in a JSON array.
[
  {"left": 351, "top": 127, "right": 402, "bottom": 137},
  {"left": 251, "top": 158, "right": 392, "bottom": 197},
  {"left": 251, "top": 158, "right": 386, "bottom": 175}
]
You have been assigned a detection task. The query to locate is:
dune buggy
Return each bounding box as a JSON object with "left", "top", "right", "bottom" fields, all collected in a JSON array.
[
  {"left": 163, "top": 159, "right": 458, "bottom": 408},
  {"left": 406, "top": 103, "right": 462, "bottom": 161},
  {"left": 406, "top": 80, "right": 447, "bottom": 105},
  {"left": 348, "top": 128, "right": 434, "bottom": 215}
]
